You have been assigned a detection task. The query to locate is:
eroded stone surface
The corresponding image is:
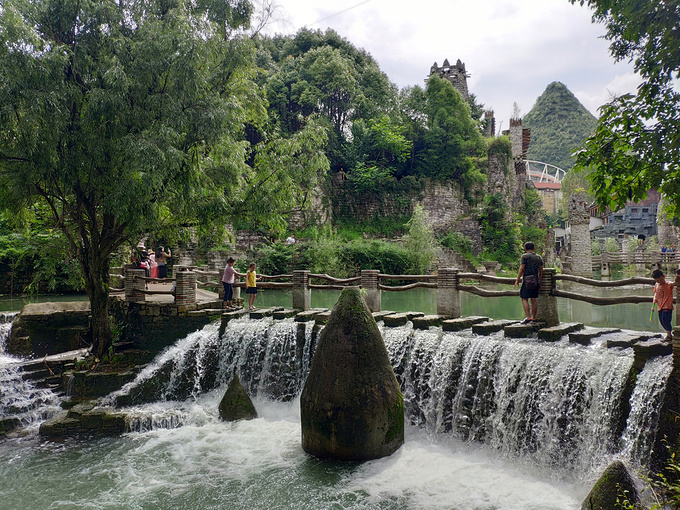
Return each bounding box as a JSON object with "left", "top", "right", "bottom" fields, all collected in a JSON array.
[{"left": 300, "top": 288, "right": 404, "bottom": 461}]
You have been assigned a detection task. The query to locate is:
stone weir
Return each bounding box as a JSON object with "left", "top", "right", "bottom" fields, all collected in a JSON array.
[{"left": 6, "top": 297, "right": 226, "bottom": 358}]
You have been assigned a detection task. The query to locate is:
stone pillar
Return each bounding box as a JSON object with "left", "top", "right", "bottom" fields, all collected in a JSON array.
[
  {"left": 658, "top": 196, "right": 677, "bottom": 248},
  {"left": 567, "top": 192, "right": 592, "bottom": 277},
  {"left": 292, "top": 270, "right": 311, "bottom": 311},
  {"left": 361, "top": 270, "right": 381, "bottom": 312},
  {"left": 437, "top": 268, "right": 461, "bottom": 318},
  {"left": 600, "top": 252, "right": 610, "bottom": 277},
  {"left": 175, "top": 270, "right": 197, "bottom": 306},
  {"left": 536, "top": 268, "right": 559, "bottom": 326},
  {"left": 124, "top": 268, "right": 146, "bottom": 303}
]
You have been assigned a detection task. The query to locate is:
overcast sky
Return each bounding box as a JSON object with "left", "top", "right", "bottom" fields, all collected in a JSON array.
[{"left": 264, "top": 0, "right": 641, "bottom": 131}]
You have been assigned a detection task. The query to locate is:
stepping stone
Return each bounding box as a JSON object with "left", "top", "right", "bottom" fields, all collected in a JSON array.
[
  {"left": 569, "top": 328, "right": 621, "bottom": 345},
  {"left": 404, "top": 311, "right": 425, "bottom": 320},
  {"left": 537, "top": 322, "right": 584, "bottom": 342},
  {"left": 249, "top": 307, "right": 283, "bottom": 319},
  {"left": 633, "top": 338, "right": 672, "bottom": 358},
  {"left": 504, "top": 322, "right": 546, "bottom": 338},
  {"left": 412, "top": 315, "right": 444, "bottom": 330},
  {"left": 295, "top": 309, "right": 329, "bottom": 322},
  {"left": 472, "top": 319, "right": 520, "bottom": 335},
  {"left": 372, "top": 311, "right": 396, "bottom": 321},
  {"left": 442, "top": 316, "right": 489, "bottom": 332},
  {"left": 314, "top": 311, "right": 332, "bottom": 325},
  {"left": 382, "top": 314, "right": 409, "bottom": 327},
  {"left": 603, "top": 333, "right": 650, "bottom": 349},
  {"left": 272, "top": 309, "right": 299, "bottom": 320}
]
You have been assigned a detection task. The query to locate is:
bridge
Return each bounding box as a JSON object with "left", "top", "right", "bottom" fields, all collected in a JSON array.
[
  {"left": 113, "top": 265, "right": 678, "bottom": 329},
  {"left": 525, "top": 160, "right": 566, "bottom": 184}
]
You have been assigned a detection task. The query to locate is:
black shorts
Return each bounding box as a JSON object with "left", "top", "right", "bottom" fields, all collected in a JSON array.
[
  {"left": 246, "top": 287, "right": 257, "bottom": 294},
  {"left": 519, "top": 284, "right": 539, "bottom": 300}
]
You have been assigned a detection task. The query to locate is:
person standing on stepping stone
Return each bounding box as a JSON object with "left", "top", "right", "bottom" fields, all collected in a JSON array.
[{"left": 514, "top": 242, "right": 543, "bottom": 324}]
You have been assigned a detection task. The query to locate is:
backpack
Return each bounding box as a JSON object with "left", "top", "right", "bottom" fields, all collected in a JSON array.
[{"left": 524, "top": 274, "right": 538, "bottom": 290}]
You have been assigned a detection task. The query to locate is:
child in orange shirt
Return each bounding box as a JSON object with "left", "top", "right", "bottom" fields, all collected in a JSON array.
[{"left": 652, "top": 269, "right": 675, "bottom": 342}]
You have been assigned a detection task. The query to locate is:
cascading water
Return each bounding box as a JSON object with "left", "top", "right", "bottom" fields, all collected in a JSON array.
[
  {"left": 0, "top": 312, "right": 62, "bottom": 430},
  {"left": 109, "top": 316, "right": 670, "bottom": 481}
]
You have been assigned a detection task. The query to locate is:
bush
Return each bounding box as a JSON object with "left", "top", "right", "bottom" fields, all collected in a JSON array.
[{"left": 440, "top": 232, "right": 475, "bottom": 257}]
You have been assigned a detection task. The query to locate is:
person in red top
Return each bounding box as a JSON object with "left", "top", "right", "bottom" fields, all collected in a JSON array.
[{"left": 652, "top": 269, "right": 675, "bottom": 342}]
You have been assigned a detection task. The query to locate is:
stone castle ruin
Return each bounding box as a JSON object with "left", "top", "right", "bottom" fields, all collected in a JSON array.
[{"left": 429, "top": 58, "right": 469, "bottom": 100}]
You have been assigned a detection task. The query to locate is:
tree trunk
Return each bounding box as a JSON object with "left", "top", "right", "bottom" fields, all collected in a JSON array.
[{"left": 81, "top": 245, "right": 113, "bottom": 359}]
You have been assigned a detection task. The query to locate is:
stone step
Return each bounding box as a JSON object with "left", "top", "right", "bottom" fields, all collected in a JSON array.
[
  {"left": 633, "top": 338, "right": 672, "bottom": 358},
  {"left": 412, "top": 315, "right": 444, "bottom": 330},
  {"left": 472, "top": 319, "right": 520, "bottom": 335},
  {"left": 372, "top": 311, "right": 396, "bottom": 321},
  {"left": 294, "top": 309, "right": 329, "bottom": 322},
  {"left": 314, "top": 311, "right": 332, "bottom": 325},
  {"left": 442, "top": 316, "right": 489, "bottom": 332},
  {"left": 249, "top": 307, "right": 284, "bottom": 319},
  {"left": 604, "top": 332, "right": 661, "bottom": 349},
  {"left": 537, "top": 323, "right": 584, "bottom": 342},
  {"left": 504, "top": 322, "right": 546, "bottom": 338},
  {"left": 272, "top": 309, "right": 300, "bottom": 320},
  {"left": 569, "top": 328, "right": 621, "bottom": 345},
  {"left": 403, "top": 311, "right": 425, "bottom": 320},
  {"left": 382, "top": 314, "right": 410, "bottom": 327}
]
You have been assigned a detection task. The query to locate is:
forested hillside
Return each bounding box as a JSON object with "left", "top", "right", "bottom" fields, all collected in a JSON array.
[{"left": 523, "top": 82, "right": 597, "bottom": 170}]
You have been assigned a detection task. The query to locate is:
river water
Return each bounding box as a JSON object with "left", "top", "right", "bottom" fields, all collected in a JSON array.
[{"left": 0, "top": 283, "right": 671, "bottom": 510}]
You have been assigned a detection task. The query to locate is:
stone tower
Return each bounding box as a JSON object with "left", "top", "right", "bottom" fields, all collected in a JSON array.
[
  {"left": 568, "top": 192, "right": 592, "bottom": 277},
  {"left": 429, "top": 58, "right": 469, "bottom": 100}
]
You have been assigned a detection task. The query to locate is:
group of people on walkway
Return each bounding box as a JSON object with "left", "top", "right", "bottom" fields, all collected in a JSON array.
[
  {"left": 221, "top": 258, "right": 260, "bottom": 311},
  {"left": 133, "top": 246, "right": 172, "bottom": 279}
]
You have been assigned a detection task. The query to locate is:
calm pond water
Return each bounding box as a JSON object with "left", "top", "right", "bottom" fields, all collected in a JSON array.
[{"left": 254, "top": 283, "right": 660, "bottom": 333}]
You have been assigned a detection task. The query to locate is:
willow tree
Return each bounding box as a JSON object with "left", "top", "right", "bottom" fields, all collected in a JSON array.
[{"left": 0, "top": 0, "right": 328, "bottom": 357}]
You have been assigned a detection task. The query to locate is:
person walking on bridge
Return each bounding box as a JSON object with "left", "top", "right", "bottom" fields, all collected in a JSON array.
[{"left": 514, "top": 242, "right": 544, "bottom": 324}]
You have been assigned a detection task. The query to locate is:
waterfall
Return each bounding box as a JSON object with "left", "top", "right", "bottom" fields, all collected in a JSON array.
[
  {"left": 105, "top": 317, "right": 670, "bottom": 478},
  {"left": 620, "top": 356, "right": 673, "bottom": 465},
  {"left": 0, "top": 312, "right": 62, "bottom": 430},
  {"left": 0, "top": 312, "right": 18, "bottom": 353},
  {"left": 108, "top": 318, "right": 315, "bottom": 407}
]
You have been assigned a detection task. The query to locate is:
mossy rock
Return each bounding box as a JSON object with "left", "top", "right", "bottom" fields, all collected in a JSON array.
[
  {"left": 581, "top": 461, "right": 638, "bottom": 510},
  {"left": 300, "top": 288, "right": 404, "bottom": 461},
  {"left": 218, "top": 375, "right": 257, "bottom": 422}
]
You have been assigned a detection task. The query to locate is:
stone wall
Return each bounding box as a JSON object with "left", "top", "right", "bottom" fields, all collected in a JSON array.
[
  {"left": 414, "top": 180, "right": 470, "bottom": 232},
  {"left": 568, "top": 192, "right": 593, "bottom": 277}
]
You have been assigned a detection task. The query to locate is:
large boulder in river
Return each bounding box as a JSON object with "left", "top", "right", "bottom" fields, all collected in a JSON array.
[
  {"left": 300, "top": 287, "right": 404, "bottom": 461},
  {"left": 581, "top": 460, "right": 639, "bottom": 510},
  {"left": 219, "top": 375, "right": 257, "bottom": 422}
]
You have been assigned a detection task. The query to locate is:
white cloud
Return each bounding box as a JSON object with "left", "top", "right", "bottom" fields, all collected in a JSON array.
[{"left": 266, "top": 0, "right": 640, "bottom": 123}]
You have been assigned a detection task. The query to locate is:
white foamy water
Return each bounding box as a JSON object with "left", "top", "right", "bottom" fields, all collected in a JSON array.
[
  {"left": 0, "top": 312, "right": 62, "bottom": 429},
  {"left": 0, "top": 395, "right": 583, "bottom": 510}
]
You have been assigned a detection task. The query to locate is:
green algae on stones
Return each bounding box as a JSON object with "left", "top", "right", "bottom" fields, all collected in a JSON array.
[
  {"left": 300, "top": 287, "right": 404, "bottom": 461},
  {"left": 219, "top": 375, "right": 258, "bottom": 422},
  {"left": 581, "top": 460, "right": 638, "bottom": 510}
]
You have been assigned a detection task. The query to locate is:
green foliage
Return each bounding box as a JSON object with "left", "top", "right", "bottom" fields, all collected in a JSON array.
[
  {"left": 249, "top": 242, "right": 297, "bottom": 276},
  {"left": 604, "top": 238, "right": 621, "bottom": 253},
  {"left": 592, "top": 240, "right": 602, "bottom": 256},
  {"left": 570, "top": 0, "right": 680, "bottom": 215},
  {"left": 440, "top": 232, "right": 475, "bottom": 258},
  {"left": 487, "top": 137, "right": 513, "bottom": 175},
  {"left": 404, "top": 205, "right": 437, "bottom": 273},
  {"left": 0, "top": 0, "right": 328, "bottom": 357},
  {"left": 645, "top": 235, "right": 660, "bottom": 253},
  {"left": 523, "top": 82, "right": 598, "bottom": 170},
  {"left": 0, "top": 212, "right": 83, "bottom": 295},
  {"left": 479, "top": 194, "right": 520, "bottom": 264},
  {"left": 417, "top": 76, "right": 487, "bottom": 194}
]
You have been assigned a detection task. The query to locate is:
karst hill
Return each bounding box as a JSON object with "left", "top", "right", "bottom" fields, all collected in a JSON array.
[{"left": 523, "top": 81, "right": 598, "bottom": 171}]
